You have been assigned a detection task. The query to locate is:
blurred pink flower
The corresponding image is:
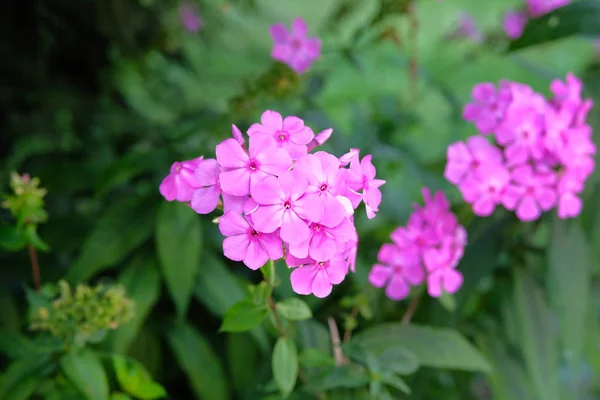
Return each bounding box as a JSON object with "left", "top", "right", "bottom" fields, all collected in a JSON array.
[
  {"left": 179, "top": 3, "right": 203, "bottom": 33},
  {"left": 269, "top": 17, "right": 321, "bottom": 74}
]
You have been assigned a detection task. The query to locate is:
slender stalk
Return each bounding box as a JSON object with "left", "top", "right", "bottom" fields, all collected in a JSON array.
[
  {"left": 401, "top": 293, "right": 421, "bottom": 324},
  {"left": 327, "top": 317, "right": 348, "bottom": 366},
  {"left": 267, "top": 295, "right": 286, "bottom": 338},
  {"left": 343, "top": 303, "right": 360, "bottom": 343},
  {"left": 28, "top": 244, "right": 41, "bottom": 291}
]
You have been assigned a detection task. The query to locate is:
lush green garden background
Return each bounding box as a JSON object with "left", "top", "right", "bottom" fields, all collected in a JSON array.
[{"left": 2, "top": 0, "right": 600, "bottom": 399}]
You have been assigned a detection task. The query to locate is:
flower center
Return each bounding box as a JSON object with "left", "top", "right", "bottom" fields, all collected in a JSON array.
[
  {"left": 312, "top": 224, "right": 321, "bottom": 232},
  {"left": 276, "top": 131, "right": 289, "bottom": 142},
  {"left": 284, "top": 201, "right": 292, "bottom": 209},
  {"left": 526, "top": 185, "right": 535, "bottom": 194},
  {"left": 471, "top": 159, "right": 480, "bottom": 170},
  {"left": 249, "top": 161, "right": 258, "bottom": 171},
  {"left": 317, "top": 261, "right": 326, "bottom": 267},
  {"left": 251, "top": 229, "right": 259, "bottom": 237},
  {"left": 319, "top": 184, "right": 328, "bottom": 191},
  {"left": 291, "top": 38, "right": 302, "bottom": 49},
  {"left": 174, "top": 162, "right": 182, "bottom": 173}
]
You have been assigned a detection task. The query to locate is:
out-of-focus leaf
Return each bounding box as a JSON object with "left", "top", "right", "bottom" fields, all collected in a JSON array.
[
  {"left": 330, "top": 0, "right": 381, "bottom": 46},
  {"left": 276, "top": 298, "right": 313, "bottom": 321},
  {"left": 547, "top": 217, "right": 590, "bottom": 389},
  {"left": 24, "top": 224, "right": 50, "bottom": 251},
  {"left": 373, "top": 346, "right": 419, "bottom": 376},
  {"left": 156, "top": 202, "right": 203, "bottom": 319},
  {"left": 226, "top": 333, "right": 260, "bottom": 393},
  {"left": 299, "top": 348, "right": 336, "bottom": 368},
  {"left": 438, "top": 291, "right": 456, "bottom": 312},
  {"left": 220, "top": 298, "right": 268, "bottom": 333},
  {"left": 0, "top": 292, "right": 20, "bottom": 333},
  {"left": 0, "top": 331, "right": 35, "bottom": 359},
  {"left": 0, "top": 223, "right": 27, "bottom": 251},
  {"left": 0, "top": 355, "right": 53, "bottom": 400},
  {"left": 60, "top": 349, "right": 109, "bottom": 400},
  {"left": 476, "top": 333, "right": 534, "bottom": 400},
  {"left": 509, "top": 1, "right": 600, "bottom": 52},
  {"left": 272, "top": 337, "right": 299, "bottom": 398},
  {"left": 353, "top": 324, "right": 491, "bottom": 372},
  {"left": 513, "top": 270, "right": 560, "bottom": 400},
  {"left": 66, "top": 196, "right": 156, "bottom": 283},
  {"left": 166, "top": 321, "right": 229, "bottom": 400},
  {"left": 104, "top": 257, "right": 161, "bottom": 353},
  {"left": 112, "top": 355, "right": 167, "bottom": 400},
  {"left": 380, "top": 372, "right": 411, "bottom": 395},
  {"left": 304, "top": 364, "right": 370, "bottom": 391},
  {"left": 111, "top": 394, "right": 134, "bottom": 400},
  {"left": 297, "top": 320, "right": 332, "bottom": 354}
]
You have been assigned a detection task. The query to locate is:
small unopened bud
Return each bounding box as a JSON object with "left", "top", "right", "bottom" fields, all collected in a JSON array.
[
  {"left": 231, "top": 124, "right": 245, "bottom": 146},
  {"left": 307, "top": 128, "right": 333, "bottom": 152}
]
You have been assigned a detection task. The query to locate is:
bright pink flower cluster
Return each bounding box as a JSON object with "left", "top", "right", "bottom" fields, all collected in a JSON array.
[
  {"left": 503, "top": 0, "right": 570, "bottom": 39},
  {"left": 369, "top": 189, "right": 467, "bottom": 300},
  {"left": 448, "top": 74, "right": 594, "bottom": 221},
  {"left": 269, "top": 18, "right": 321, "bottom": 74},
  {"left": 160, "top": 110, "right": 385, "bottom": 298}
]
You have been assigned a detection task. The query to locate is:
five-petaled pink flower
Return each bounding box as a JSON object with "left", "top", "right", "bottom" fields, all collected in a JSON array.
[
  {"left": 463, "top": 82, "right": 513, "bottom": 134},
  {"left": 219, "top": 210, "right": 283, "bottom": 270},
  {"left": 248, "top": 110, "right": 315, "bottom": 159},
  {"left": 290, "top": 255, "right": 349, "bottom": 298},
  {"left": 269, "top": 17, "right": 321, "bottom": 74}
]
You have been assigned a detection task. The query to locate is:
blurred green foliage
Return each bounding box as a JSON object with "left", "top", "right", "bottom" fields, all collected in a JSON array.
[{"left": 2, "top": 0, "right": 600, "bottom": 399}]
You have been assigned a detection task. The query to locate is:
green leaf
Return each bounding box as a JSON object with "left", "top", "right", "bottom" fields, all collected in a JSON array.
[
  {"left": 353, "top": 324, "right": 492, "bottom": 372},
  {"left": 166, "top": 321, "right": 229, "bottom": 400},
  {"left": 547, "top": 217, "right": 590, "bottom": 388},
  {"left": 156, "top": 202, "right": 203, "bottom": 319},
  {"left": 251, "top": 281, "right": 273, "bottom": 305},
  {"left": 220, "top": 298, "right": 268, "bottom": 333},
  {"left": 373, "top": 346, "right": 420, "bottom": 376},
  {"left": 25, "top": 224, "right": 50, "bottom": 251},
  {"left": 105, "top": 257, "right": 161, "bottom": 353},
  {"left": 113, "top": 355, "right": 167, "bottom": 400},
  {"left": 304, "top": 364, "right": 370, "bottom": 391},
  {"left": 66, "top": 196, "right": 156, "bottom": 283},
  {"left": 60, "top": 349, "right": 109, "bottom": 400},
  {"left": 299, "top": 348, "right": 336, "bottom": 368},
  {"left": 438, "top": 291, "right": 456, "bottom": 312},
  {"left": 0, "top": 223, "right": 27, "bottom": 251},
  {"left": 381, "top": 372, "right": 411, "bottom": 395},
  {"left": 513, "top": 270, "right": 561, "bottom": 400},
  {"left": 0, "top": 355, "right": 53, "bottom": 400},
  {"left": 509, "top": 1, "right": 600, "bottom": 52},
  {"left": 272, "top": 337, "right": 299, "bottom": 398},
  {"left": 111, "top": 394, "right": 134, "bottom": 400},
  {"left": 276, "top": 298, "right": 313, "bottom": 321},
  {"left": 0, "top": 331, "right": 35, "bottom": 359},
  {"left": 226, "top": 333, "right": 260, "bottom": 393},
  {"left": 261, "top": 259, "right": 277, "bottom": 286}
]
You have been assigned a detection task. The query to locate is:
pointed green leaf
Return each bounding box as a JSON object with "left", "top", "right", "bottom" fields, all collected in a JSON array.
[
  {"left": 381, "top": 372, "right": 411, "bottom": 395},
  {"left": 220, "top": 299, "right": 268, "bottom": 333},
  {"left": 272, "top": 337, "right": 298, "bottom": 398},
  {"left": 166, "top": 322, "right": 229, "bottom": 400},
  {"left": 276, "top": 298, "right": 313, "bottom": 321},
  {"left": 156, "top": 202, "right": 203, "bottom": 319},
  {"left": 113, "top": 355, "right": 166, "bottom": 400},
  {"left": 60, "top": 349, "right": 109, "bottom": 400},
  {"left": 0, "top": 355, "right": 53, "bottom": 400},
  {"left": 304, "top": 364, "right": 370, "bottom": 391}
]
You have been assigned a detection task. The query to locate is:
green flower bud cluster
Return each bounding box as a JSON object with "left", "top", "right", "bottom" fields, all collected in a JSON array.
[
  {"left": 30, "top": 280, "right": 135, "bottom": 347},
  {"left": 2, "top": 172, "right": 48, "bottom": 227}
]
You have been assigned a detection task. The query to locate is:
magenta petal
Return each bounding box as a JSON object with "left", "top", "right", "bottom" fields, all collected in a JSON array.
[
  {"left": 279, "top": 170, "right": 308, "bottom": 201},
  {"left": 312, "top": 269, "right": 333, "bottom": 298},
  {"left": 159, "top": 175, "right": 178, "bottom": 201},
  {"left": 320, "top": 195, "right": 347, "bottom": 227},
  {"left": 261, "top": 110, "right": 283, "bottom": 130},
  {"left": 291, "top": 17, "right": 308, "bottom": 38},
  {"left": 216, "top": 138, "right": 248, "bottom": 169},
  {"left": 194, "top": 159, "right": 219, "bottom": 186},
  {"left": 288, "top": 236, "right": 311, "bottom": 259},
  {"left": 256, "top": 147, "right": 293, "bottom": 176},
  {"left": 191, "top": 186, "right": 220, "bottom": 214},
  {"left": 294, "top": 194, "right": 324, "bottom": 223},
  {"left": 309, "top": 232, "right": 336, "bottom": 261},
  {"left": 251, "top": 176, "right": 284, "bottom": 205},
  {"left": 291, "top": 265, "right": 318, "bottom": 295},
  {"left": 280, "top": 210, "right": 310, "bottom": 244},
  {"left": 516, "top": 195, "right": 540, "bottom": 221},
  {"left": 219, "top": 210, "right": 249, "bottom": 236},
  {"left": 427, "top": 272, "right": 443, "bottom": 297},
  {"left": 244, "top": 240, "right": 269, "bottom": 270},
  {"left": 259, "top": 232, "right": 284, "bottom": 260},
  {"left": 269, "top": 23, "right": 289, "bottom": 43},
  {"left": 404, "top": 265, "right": 425, "bottom": 285},
  {"left": 222, "top": 193, "right": 246, "bottom": 214},
  {"left": 326, "top": 258, "right": 348, "bottom": 285},
  {"left": 271, "top": 44, "right": 292, "bottom": 62},
  {"left": 252, "top": 205, "right": 284, "bottom": 233},
  {"left": 385, "top": 276, "right": 410, "bottom": 301},
  {"left": 220, "top": 168, "right": 251, "bottom": 196},
  {"left": 443, "top": 269, "right": 463, "bottom": 294},
  {"left": 304, "top": 38, "right": 322, "bottom": 58},
  {"left": 369, "top": 264, "right": 391, "bottom": 287},
  {"left": 223, "top": 235, "right": 250, "bottom": 262}
]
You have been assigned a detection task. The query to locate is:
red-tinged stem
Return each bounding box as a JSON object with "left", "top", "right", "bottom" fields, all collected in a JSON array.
[
  {"left": 28, "top": 244, "right": 41, "bottom": 292},
  {"left": 401, "top": 293, "right": 421, "bottom": 324}
]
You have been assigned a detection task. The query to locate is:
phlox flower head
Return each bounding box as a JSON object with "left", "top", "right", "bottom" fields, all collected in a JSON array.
[
  {"left": 158, "top": 110, "right": 386, "bottom": 298},
  {"left": 368, "top": 188, "right": 467, "bottom": 300},
  {"left": 449, "top": 73, "right": 594, "bottom": 221},
  {"left": 179, "top": 3, "right": 203, "bottom": 33},
  {"left": 269, "top": 17, "right": 321, "bottom": 75}
]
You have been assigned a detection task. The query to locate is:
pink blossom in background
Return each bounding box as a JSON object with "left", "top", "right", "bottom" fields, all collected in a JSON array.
[
  {"left": 463, "top": 82, "right": 513, "bottom": 134},
  {"left": 269, "top": 17, "right": 321, "bottom": 74},
  {"left": 526, "top": 0, "right": 570, "bottom": 18},
  {"left": 179, "top": 3, "right": 203, "bottom": 33},
  {"left": 159, "top": 156, "right": 204, "bottom": 202},
  {"left": 448, "top": 13, "right": 484, "bottom": 43},
  {"left": 503, "top": 10, "right": 528, "bottom": 39},
  {"left": 448, "top": 74, "right": 595, "bottom": 221},
  {"left": 368, "top": 188, "right": 467, "bottom": 300},
  {"left": 158, "top": 110, "right": 385, "bottom": 298}
]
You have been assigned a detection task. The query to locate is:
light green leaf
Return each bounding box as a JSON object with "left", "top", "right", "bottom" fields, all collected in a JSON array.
[
  {"left": 66, "top": 197, "right": 156, "bottom": 283},
  {"left": 110, "top": 394, "right": 134, "bottom": 400},
  {"left": 353, "top": 324, "right": 491, "bottom": 372},
  {"left": 381, "top": 372, "right": 411, "bottom": 395},
  {"left": 220, "top": 298, "right": 268, "bottom": 333},
  {"left": 104, "top": 257, "right": 161, "bottom": 353},
  {"left": 514, "top": 270, "right": 560, "bottom": 400},
  {"left": 156, "top": 202, "right": 203, "bottom": 319},
  {"left": 276, "top": 298, "right": 313, "bottom": 321},
  {"left": 113, "top": 355, "right": 166, "bottom": 400},
  {"left": 60, "top": 349, "right": 109, "bottom": 400},
  {"left": 547, "top": 217, "right": 590, "bottom": 387},
  {"left": 166, "top": 322, "right": 229, "bottom": 400},
  {"left": 438, "top": 291, "right": 456, "bottom": 312},
  {"left": 0, "top": 355, "right": 53, "bottom": 400},
  {"left": 299, "top": 348, "right": 335, "bottom": 368},
  {"left": 304, "top": 364, "right": 370, "bottom": 391},
  {"left": 272, "top": 337, "right": 299, "bottom": 398}
]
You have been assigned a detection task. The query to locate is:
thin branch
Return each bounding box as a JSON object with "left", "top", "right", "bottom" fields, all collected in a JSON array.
[
  {"left": 343, "top": 304, "right": 360, "bottom": 343},
  {"left": 327, "top": 317, "right": 348, "bottom": 366},
  {"left": 401, "top": 293, "right": 421, "bottom": 324},
  {"left": 267, "top": 296, "right": 286, "bottom": 337},
  {"left": 28, "top": 244, "right": 41, "bottom": 291}
]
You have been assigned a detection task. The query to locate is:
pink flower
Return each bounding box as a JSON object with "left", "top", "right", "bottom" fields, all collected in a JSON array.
[
  {"left": 218, "top": 211, "right": 283, "bottom": 270},
  {"left": 456, "top": 13, "right": 484, "bottom": 43},
  {"left": 179, "top": 3, "right": 203, "bottom": 33},
  {"left": 557, "top": 172, "right": 583, "bottom": 218},
  {"left": 423, "top": 241, "right": 464, "bottom": 297},
  {"left": 511, "top": 165, "right": 557, "bottom": 221},
  {"left": 307, "top": 128, "right": 333, "bottom": 152},
  {"left": 247, "top": 110, "right": 315, "bottom": 159},
  {"left": 463, "top": 83, "right": 513, "bottom": 134},
  {"left": 342, "top": 229, "right": 358, "bottom": 273},
  {"left": 496, "top": 106, "right": 545, "bottom": 165},
  {"left": 459, "top": 164, "right": 520, "bottom": 216},
  {"left": 288, "top": 215, "right": 355, "bottom": 261},
  {"left": 250, "top": 170, "right": 324, "bottom": 244},
  {"left": 269, "top": 17, "right": 321, "bottom": 74},
  {"left": 290, "top": 255, "right": 349, "bottom": 298},
  {"left": 369, "top": 244, "right": 425, "bottom": 301},
  {"left": 503, "top": 10, "right": 528, "bottom": 39},
  {"left": 345, "top": 153, "right": 386, "bottom": 219},
  {"left": 190, "top": 159, "right": 221, "bottom": 214},
  {"left": 159, "top": 156, "right": 204, "bottom": 202},
  {"left": 527, "top": 0, "right": 570, "bottom": 18},
  {"left": 216, "top": 135, "right": 292, "bottom": 196},
  {"left": 444, "top": 136, "right": 503, "bottom": 185}
]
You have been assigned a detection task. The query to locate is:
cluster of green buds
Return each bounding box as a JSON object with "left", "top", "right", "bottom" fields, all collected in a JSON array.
[
  {"left": 30, "top": 280, "right": 135, "bottom": 348},
  {"left": 1, "top": 172, "right": 49, "bottom": 251}
]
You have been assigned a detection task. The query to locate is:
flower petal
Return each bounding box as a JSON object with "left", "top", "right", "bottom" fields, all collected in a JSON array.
[
  {"left": 368, "top": 264, "right": 391, "bottom": 287},
  {"left": 222, "top": 235, "right": 249, "bottom": 262},
  {"left": 219, "top": 210, "right": 249, "bottom": 237},
  {"left": 252, "top": 205, "right": 284, "bottom": 233},
  {"left": 244, "top": 240, "right": 269, "bottom": 270},
  {"left": 216, "top": 138, "right": 248, "bottom": 169},
  {"left": 191, "top": 186, "right": 220, "bottom": 214},
  {"left": 290, "top": 264, "right": 318, "bottom": 295},
  {"left": 220, "top": 168, "right": 251, "bottom": 196}
]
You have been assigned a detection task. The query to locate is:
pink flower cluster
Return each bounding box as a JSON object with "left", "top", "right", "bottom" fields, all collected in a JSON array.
[
  {"left": 269, "top": 18, "right": 321, "bottom": 75},
  {"left": 160, "top": 110, "right": 385, "bottom": 298},
  {"left": 368, "top": 189, "right": 467, "bottom": 300},
  {"left": 447, "top": 73, "right": 594, "bottom": 221},
  {"left": 503, "top": 0, "right": 570, "bottom": 39}
]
